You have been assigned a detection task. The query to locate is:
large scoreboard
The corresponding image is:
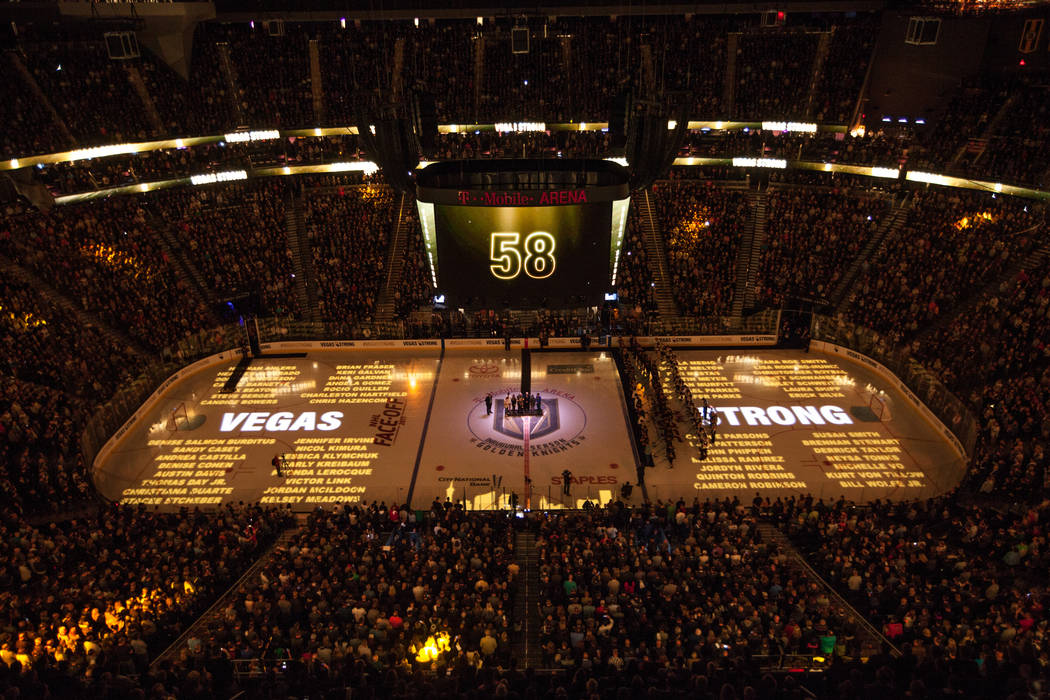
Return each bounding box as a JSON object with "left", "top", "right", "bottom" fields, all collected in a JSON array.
[{"left": 416, "top": 159, "right": 630, "bottom": 308}]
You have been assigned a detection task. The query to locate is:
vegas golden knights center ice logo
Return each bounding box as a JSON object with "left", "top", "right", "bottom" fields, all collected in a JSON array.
[
  {"left": 493, "top": 399, "right": 561, "bottom": 439},
  {"left": 467, "top": 389, "right": 587, "bottom": 457}
]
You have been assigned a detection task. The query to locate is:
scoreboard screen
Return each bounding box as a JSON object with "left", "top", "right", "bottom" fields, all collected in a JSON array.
[{"left": 416, "top": 160, "right": 630, "bottom": 308}]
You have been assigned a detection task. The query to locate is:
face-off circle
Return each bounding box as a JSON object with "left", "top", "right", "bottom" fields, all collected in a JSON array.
[{"left": 467, "top": 389, "right": 587, "bottom": 455}]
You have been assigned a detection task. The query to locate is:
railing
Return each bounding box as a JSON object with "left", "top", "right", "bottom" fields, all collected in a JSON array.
[{"left": 810, "top": 314, "right": 978, "bottom": 458}]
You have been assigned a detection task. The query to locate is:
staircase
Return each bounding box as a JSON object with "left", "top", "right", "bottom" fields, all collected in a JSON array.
[
  {"left": 217, "top": 43, "right": 246, "bottom": 125},
  {"left": 308, "top": 39, "right": 326, "bottom": 124},
  {"left": 640, "top": 44, "right": 656, "bottom": 99},
  {"left": 391, "top": 37, "right": 405, "bottom": 100},
  {"left": 804, "top": 31, "right": 833, "bottom": 121},
  {"left": 724, "top": 33, "right": 740, "bottom": 118},
  {"left": 757, "top": 523, "right": 893, "bottom": 659},
  {"left": 830, "top": 196, "right": 912, "bottom": 313},
  {"left": 149, "top": 216, "right": 221, "bottom": 318},
  {"left": 285, "top": 196, "right": 321, "bottom": 321},
  {"left": 949, "top": 93, "right": 1019, "bottom": 170},
  {"left": 8, "top": 51, "right": 76, "bottom": 148},
  {"left": 473, "top": 36, "right": 486, "bottom": 123},
  {"left": 150, "top": 526, "right": 301, "bottom": 671},
  {"left": 916, "top": 218, "right": 1047, "bottom": 342},
  {"left": 510, "top": 529, "right": 543, "bottom": 669},
  {"left": 561, "top": 36, "right": 573, "bottom": 113},
  {"left": 633, "top": 190, "right": 678, "bottom": 317},
  {"left": 374, "top": 193, "right": 412, "bottom": 324},
  {"left": 0, "top": 254, "right": 147, "bottom": 356},
  {"left": 733, "top": 190, "right": 768, "bottom": 317},
  {"left": 125, "top": 64, "right": 165, "bottom": 135}
]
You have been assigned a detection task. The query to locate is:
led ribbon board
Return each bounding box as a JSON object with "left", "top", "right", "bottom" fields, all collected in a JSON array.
[{"left": 416, "top": 159, "right": 630, "bottom": 308}]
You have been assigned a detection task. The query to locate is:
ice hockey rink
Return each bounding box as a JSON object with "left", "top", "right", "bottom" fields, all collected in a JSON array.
[{"left": 93, "top": 342, "right": 967, "bottom": 512}]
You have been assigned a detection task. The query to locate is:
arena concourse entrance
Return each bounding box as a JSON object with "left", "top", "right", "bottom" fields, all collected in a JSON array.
[{"left": 93, "top": 339, "right": 967, "bottom": 512}]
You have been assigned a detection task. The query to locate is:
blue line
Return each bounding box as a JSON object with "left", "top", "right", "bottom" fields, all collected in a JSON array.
[{"left": 406, "top": 344, "right": 444, "bottom": 507}]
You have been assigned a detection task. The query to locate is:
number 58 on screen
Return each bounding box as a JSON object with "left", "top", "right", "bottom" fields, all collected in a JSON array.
[{"left": 489, "top": 232, "right": 557, "bottom": 280}]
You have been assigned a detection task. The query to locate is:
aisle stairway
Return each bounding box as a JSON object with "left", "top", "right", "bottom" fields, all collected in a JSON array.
[
  {"left": 803, "top": 31, "right": 832, "bottom": 121},
  {"left": 758, "top": 523, "right": 894, "bottom": 660},
  {"left": 217, "top": 42, "right": 246, "bottom": 125},
  {"left": 375, "top": 193, "right": 412, "bottom": 324},
  {"left": 916, "top": 217, "right": 1047, "bottom": 342},
  {"left": 149, "top": 525, "right": 301, "bottom": 671},
  {"left": 510, "top": 529, "right": 543, "bottom": 669},
  {"left": 724, "top": 33, "right": 739, "bottom": 118},
  {"left": 308, "top": 39, "right": 326, "bottom": 124},
  {"left": 830, "top": 196, "right": 912, "bottom": 313},
  {"left": 391, "top": 37, "right": 405, "bottom": 100},
  {"left": 149, "top": 216, "right": 221, "bottom": 321},
  {"left": 641, "top": 44, "right": 656, "bottom": 99},
  {"left": 473, "top": 36, "right": 485, "bottom": 123},
  {"left": 285, "top": 197, "right": 321, "bottom": 321},
  {"left": 7, "top": 51, "right": 76, "bottom": 148},
  {"left": 0, "top": 254, "right": 147, "bottom": 356},
  {"left": 125, "top": 64, "right": 165, "bottom": 135},
  {"left": 733, "top": 190, "right": 767, "bottom": 317},
  {"left": 633, "top": 190, "right": 678, "bottom": 317}
]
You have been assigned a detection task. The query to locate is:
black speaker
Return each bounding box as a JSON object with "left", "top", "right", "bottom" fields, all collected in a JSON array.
[
  {"left": 521, "top": 349, "right": 531, "bottom": 395},
  {"left": 412, "top": 91, "right": 438, "bottom": 153},
  {"left": 512, "top": 27, "right": 529, "bottom": 54},
  {"left": 104, "top": 31, "right": 139, "bottom": 59},
  {"left": 609, "top": 89, "right": 630, "bottom": 149}
]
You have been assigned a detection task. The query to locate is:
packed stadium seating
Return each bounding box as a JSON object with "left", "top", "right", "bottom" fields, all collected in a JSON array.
[
  {"left": 844, "top": 189, "right": 1039, "bottom": 344},
  {"left": 305, "top": 183, "right": 396, "bottom": 333},
  {"left": 757, "top": 189, "right": 888, "bottom": 306},
  {"left": 0, "top": 503, "right": 293, "bottom": 693},
  {"left": 778, "top": 495, "right": 1050, "bottom": 699},
  {"left": 652, "top": 181, "right": 749, "bottom": 317},
  {"left": 3, "top": 6, "right": 1050, "bottom": 699}
]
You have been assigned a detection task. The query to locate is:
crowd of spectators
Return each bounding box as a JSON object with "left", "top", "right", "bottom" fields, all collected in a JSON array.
[
  {"left": 653, "top": 181, "right": 749, "bottom": 317},
  {"left": 480, "top": 21, "right": 568, "bottom": 123},
  {"left": 4, "top": 14, "right": 883, "bottom": 160},
  {"left": 0, "top": 66, "right": 71, "bottom": 160},
  {"left": 914, "top": 252, "right": 1050, "bottom": 497},
  {"left": 0, "top": 378, "right": 93, "bottom": 517},
  {"left": 615, "top": 208, "right": 657, "bottom": 313},
  {"left": 21, "top": 32, "right": 155, "bottom": 146},
  {"left": 0, "top": 198, "right": 215, "bottom": 351},
  {"left": 909, "top": 75, "right": 1013, "bottom": 174},
  {"left": 0, "top": 503, "right": 293, "bottom": 696},
  {"left": 154, "top": 181, "right": 300, "bottom": 317},
  {"left": 5, "top": 11, "right": 1050, "bottom": 698},
  {"left": 0, "top": 277, "right": 138, "bottom": 399},
  {"left": 775, "top": 495, "right": 1050, "bottom": 698},
  {"left": 11, "top": 16, "right": 1050, "bottom": 194},
  {"left": 734, "top": 31, "right": 819, "bottom": 122},
  {"left": 185, "top": 23, "right": 240, "bottom": 134},
  {"left": 224, "top": 23, "right": 315, "bottom": 129},
  {"left": 36, "top": 136, "right": 362, "bottom": 196},
  {"left": 655, "top": 17, "right": 734, "bottom": 118},
  {"left": 811, "top": 21, "right": 876, "bottom": 124},
  {"left": 163, "top": 502, "right": 516, "bottom": 695},
  {"left": 306, "top": 184, "right": 396, "bottom": 334},
  {"left": 958, "top": 78, "right": 1050, "bottom": 190},
  {"left": 320, "top": 22, "right": 397, "bottom": 125},
  {"left": 536, "top": 499, "right": 861, "bottom": 671},
  {"left": 845, "top": 189, "right": 1039, "bottom": 345},
  {"left": 757, "top": 189, "right": 888, "bottom": 307}
]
